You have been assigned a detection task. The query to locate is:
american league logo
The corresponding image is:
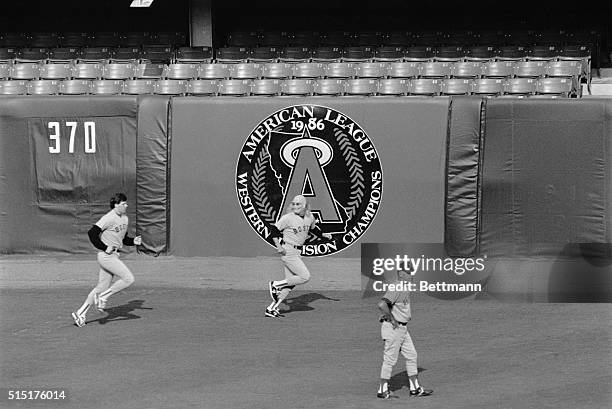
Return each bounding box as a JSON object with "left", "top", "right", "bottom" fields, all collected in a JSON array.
[{"left": 236, "top": 104, "right": 383, "bottom": 256}]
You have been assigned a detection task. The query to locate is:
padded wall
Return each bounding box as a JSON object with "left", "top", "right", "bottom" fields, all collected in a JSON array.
[
  {"left": 170, "top": 97, "right": 449, "bottom": 257},
  {"left": 480, "top": 99, "right": 612, "bottom": 258},
  {"left": 136, "top": 96, "right": 171, "bottom": 255},
  {"left": 0, "top": 96, "right": 138, "bottom": 253}
]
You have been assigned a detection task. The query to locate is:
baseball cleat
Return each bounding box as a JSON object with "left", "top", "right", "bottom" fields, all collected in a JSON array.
[
  {"left": 71, "top": 312, "right": 86, "bottom": 327},
  {"left": 265, "top": 308, "right": 282, "bottom": 318},
  {"left": 410, "top": 386, "right": 433, "bottom": 397},
  {"left": 376, "top": 390, "right": 395, "bottom": 399},
  {"left": 268, "top": 281, "right": 278, "bottom": 302}
]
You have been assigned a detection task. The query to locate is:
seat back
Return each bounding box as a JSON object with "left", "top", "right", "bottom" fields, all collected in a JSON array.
[
  {"left": 27, "top": 79, "right": 60, "bottom": 95},
  {"left": 229, "top": 63, "right": 263, "bottom": 80},
  {"left": 261, "top": 62, "right": 292, "bottom": 79},
  {"left": 279, "top": 46, "right": 312, "bottom": 63},
  {"left": 324, "top": 62, "right": 355, "bottom": 79},
  {"left": 9, "top": 63, "right": 40, "bottom": 80},
  {"left": 354, "top": 62, "right": 388, "bottom": 78},
  {"left": 280, "top": 79, "right": 315, "bottom": 96},
  {"left": 420, "top": 62, "right": 452, "bottom": 78},
  {"left": 197, "top": 63, "right": 230, "bottom": 80},
  {"left": 164, "top": 63, "right": 198, "bottom": 80},
  {"left": 187, "top": 79, "right": 218, "bottom": 96},
  {"left": 377, "top": 78, "right": 410, "bottom": 96},
  {"left": 102, "top": 63, "right": 135, "bottom": 80},
  {"left": 0, "top": 80, "right": 27, "bottom": 95},
  {"left": 440, "top": 78, "right": 473, "bottom": 95},
  {"left": 536, "top": 78, "right": 572, "bottom": 96},
  {"left": 59, "top": 79, "right": 91, "bottom": 94},
  {"left": 216, "top": 47, "right": 249, "bottom": 63},
  {"left": 40, "top": 63, "right": 72, "bottom": 80},
  {"left": 472, "top": 78, "right": 504, "bottom": 95},
  {"left": 292, "top": 62, "right": 325, "bottom": 79},
  {"left": 123, "top": 79, "right": 155, "bottom": 95},
  {"left": 175, "top": 46, "right": 213, "bottom": 63},
  {"left": 313, "top": 79, "right": 345, "bottom": 95},
  {"left": 482, "top": 61, "right": 515, "bottom": 78},
  {"left": 344, "top": 78, "right": 378, "bottom": 95},
  {"left": 90, "top": 79, "right": 124, "bottom": 95},
  {"left": 251, "top": 79, "right": 282, "bottom": 96},
  {"left": 154, "top": 79, "right": 187, "bottom": 95},
  {"left": 504, "top": 78, "right": 537, "bottom": 95},
  {"left": 387, "top": 62, "right": 421, "bottom": 78},
  {"left": 514, "top": 61, "right": 547, "bottom": 78},
  {"left": 217, "top": 79, "right": 252, "bottom": 96},
  {"left": 451, "top": 62, "right": 483, "bottom": 78},
  {"left": 409, "top": 78, "right": 441, "bottom": 95}
]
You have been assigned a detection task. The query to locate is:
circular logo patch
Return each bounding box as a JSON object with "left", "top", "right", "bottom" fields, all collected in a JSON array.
[{"left": 236, "top": 104, "right": 383, "bottom": 256}]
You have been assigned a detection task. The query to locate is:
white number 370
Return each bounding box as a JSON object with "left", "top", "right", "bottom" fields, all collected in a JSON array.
[{"left": 48, "top": 121, "right": 96, "bottom": 154}]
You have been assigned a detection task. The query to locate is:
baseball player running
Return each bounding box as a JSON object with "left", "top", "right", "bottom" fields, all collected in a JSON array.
[
  {"left": 266, "top": 195, "right": 332, "bottom": 318},
  {"left": 71, "top": 193, "right": 141, "bottom": 327},
  {"left": 376, "top": 268, "right": 433, "bottom": 399}
]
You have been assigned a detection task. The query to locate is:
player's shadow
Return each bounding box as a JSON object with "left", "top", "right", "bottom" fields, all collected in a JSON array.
[
  {"left": 282, "top": 292, "right": 340, "bottom": 314},
  {"left": 90, "top": 299, "right": 153, "bottom": 325},
  {"left": 389, "top": 368, "right": 427, "bottom": 392}
]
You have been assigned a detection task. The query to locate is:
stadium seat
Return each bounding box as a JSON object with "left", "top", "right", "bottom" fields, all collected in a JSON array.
[
  {"left": 197, "top": 63, "right": 230, "bottom": 80},
  {"left": 59, "top": 79, "right": 91, "bottom": 94},
  {"left": 482, "top": 61, "right": 515, "bottom": 78},
  {"left": 27, "top": 79, "right": 60, "bottom": 95},
  {"left": 354, "top": 62, "right": 388, "bottom": 78},
  {"left": 279, "top": 46, "right": 312, "bottom": 63},
  {"left": 48, "top": 47, "right": 80, "bottom": 62},
  {"left": 154, "top": 79, "right": 187, "bottom": 95},
  {"left": 0, "top": 48, "right": 17, "bottom": 62},
  {"left": 546, "top": 60, "right": 581, "bottom": 79},
  {"left": 164, "top": 63, "right": 198, "bottom": 80},
  {"left": 385, "top": 31, "right": 411, "bottom": 47},
  {"left": 79, "top": 47, "right": 111, "bottom": 62},
  {"left": 249, "top": 46, "right": 281, "bottom": 63},
  {"left": 374, "top": 46, "right": 404, "bottom": 62},
  {"left": 514, "top": 61, "right": 547, "bottom": 78},
  {"left": 217, "top": 79, "right": 252, "bottom": 96},
  {"left": 408, "top": 78, "right": 441, "bottom": 96},
  {"left": 344, "top": 78, "right": 378, "bottom": 95},
  {"left": 434, "top": 46, "right": 465, "bottom": 62},
  {"left": 15, "top": 48, "right": 49, "bottom": 63},
  {"left": 227, "top": 31, "right": 259, "bottom": 48},
  {"left": 292, "top": 62, "right": 325, "bottom": 79},
  {"left": 280, "top": 79, "right": 315, "bottom": 96},
  {"left": 472, "top": 78, "right": 505, "bottom": 96},
  {"left": 72, "top": 62, "right": 103, "bottom": 79},
  {"left": 59, "top": 32, "right": 89, "bottom": 48},
  {"left": 0, "top": 80, "right": 27, "bottom": 94},
  {"left": 387, "top": 62, "right": 420, "bottom": 78},
  {"left": 0, "top": 63, "right": 9, "bottom": 79},
  {"left": 311, "top": 46, "right": 342, "bottom": 62},
  {"left": 440, "top": 78, "right": 473, "bottom": 95},
  {"left": 289, "top": 31, "right": 319, "bottom": 47},
  {"left": 102, "top": 63, "right": 135, "bottom": 80},
  {"left": 527, "top": 45, "right": 559, "bottom": 61},
  {"left": 497, "top": 45, "right": 528, "bottom": 61},
  {"left": 90, "top": 32, "right": 120, "bottom": 47},
  {"left": 251, "top": 79, "right": 282, "bottom": 96},
  {"left": 535, "top": 78, "right": 573, "bottom": 97},
  {"left": 313, "top": 79, "right": 345, "bottom": 96},
  {"left": 134, "top": 63, "right": 165, "bottom": 79},
  {"left": 0, "top": 33, "right": 28, "bottom": 47},
  {"left": 123, "top": 79, "right": 155, "bottom": 94},
  {"left": 216, "top": 47, "right": 249, "bottom": 63},
  {"left": 9, "top": 63, "right": 40, "bottom": 80},
  {"left": 229, "top": 63, "right": 263, "bottom": 79},
  {"left": 151, "top": 32, "right": 186, "bottom": 47},
  {"left": 29, "top": 32, "right": 59, "bottom": 48},
  {"left": 120, "top": 32, "right": 152, "bottom": 47},
  {"left": 451, "top": 62, "right": 483, "bottom": 78},
  {"left": 465, "top": 45, "right": 497, "bottom": 62},
  {"left": 260, "top": 31, "right": 289, "bottom": 47},
  {"left": 324, "top": 62, "right": 355, "bottom": 79},
  {"left": 175, "top": 46, "right": 213, "bottom": 63},
  {"left": 504, "top": 78, "right": 536, "bottom": 96},
  {"left": 352, "top": 31, "right": 384, "bottom": 47},
  {"left": 110, "top": 47, "right": 141, "bottom": 63},
  {"left": 342, "top": 46, "right": 375, "bottom": 62},
  {"left": 90, "top": 79, "right": 124, "bottom": 95},
  {"left": 141, "top": 45, "right": 174, "bottom": 63},
  {"left": 404, "top": 46, "right": 435, "bottom": 62},
  {"left": 39, "top": 63, "right": 73, "bottom": 80},
  {"left": 186, "top": 79, "right": 218, "bottom": 96},
  {"left": 320, "top": 31, "right": 350, "bottom": 46},
  {"left": 261, "top": 63, "right": 292, "bottom": 79},
  {"left": 420, "top": 62, "right": 453, "bottom": 78},
  {"left": 559, "top": 44, "right": 591, "bottom": 90},
  {"left": 377, "top": 78, "right": 410, "bottom": 96}
]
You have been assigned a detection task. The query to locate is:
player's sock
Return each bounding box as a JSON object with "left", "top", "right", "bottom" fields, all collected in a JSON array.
[
  {"left": 76, "top": 303, "right": 90, "bottom": 317},
  {"left": 99, "top": 288, "right": 113, "bottom": 301},
  {"left": 272, "top": 279, "right": 288, "bottom": 289},
  {"left": 272, "top": 288, "right": 292, "bottom": 310},
  {"left": 378, "top": 381, "right": 388, "bottom": 393},
  {"left": 409, "top": 377, "right": 420, "bottom": 391}
]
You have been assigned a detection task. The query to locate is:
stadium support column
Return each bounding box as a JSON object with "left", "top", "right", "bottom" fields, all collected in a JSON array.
[{"left": 189, "top": 0, "right": 212, "bottom": 47}]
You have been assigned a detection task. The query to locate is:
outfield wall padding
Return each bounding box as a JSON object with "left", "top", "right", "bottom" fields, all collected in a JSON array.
[
  {"left": 444, "top": 97, "right": 485, "bottom": 256},
  {"left": 136, "top": 96, "right": 171, "bottom": 255},
  {"left": 480, "top": 99, "right": 612, "bottom": 258},
  {"left": 0, "top": 96, "right": 138, "bottom": 253},
  {"left": 169, "top": 97, "right": 449, "bottom": 257}
]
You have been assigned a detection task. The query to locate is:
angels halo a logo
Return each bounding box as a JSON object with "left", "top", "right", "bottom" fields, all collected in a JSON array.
[{"left": 235, "top": 104, "right": 383, "bottom": 257}]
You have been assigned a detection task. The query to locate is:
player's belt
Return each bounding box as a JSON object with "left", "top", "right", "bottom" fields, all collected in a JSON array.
[{"left": 280, "top": 240, "right": 303, "bottom": 250}]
